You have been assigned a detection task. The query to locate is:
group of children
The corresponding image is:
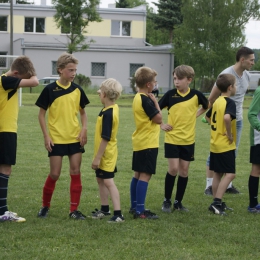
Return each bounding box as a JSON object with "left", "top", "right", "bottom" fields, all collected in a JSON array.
[{"left": 1, "top": 48, "right": 260, "bottom": 223}]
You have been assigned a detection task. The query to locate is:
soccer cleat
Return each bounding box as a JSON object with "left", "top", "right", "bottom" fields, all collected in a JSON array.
[
  {"left": 209, "top": 203, "right": 227, "bottom": 215},
  {"left": 0, "top": 211, "right": 26, "bottom": 222},
  {"left": 107, "top": 215, "right": 125, "bottom": 223},
  {"left": 134, "top": 209, "right": 159, "bottom": 219},
  {"left": 173, "top": 202, "right": 189, "bottom": 212},
  {"left": 204, "top": 186, "right": 213, "bottom": 196},
  {"left": 129, "top": 208, "right": 136, "bottom": 215},
  {"left": 248, "top": 204, "right": 260, "bottom": 213},
  {"left": 37, "top": 206, "right": 49, "bottom": 218},
  {"left": 89, "top": 208, "right": 111, "bottom": 219},
  {"left": 222, "top": 202, "right": 233, "bottom": 211},
  {"left": 69, "top": 210, "right": 86, "bottom": 220},
  {"left": 226, "top": 185, "right": 240, "bottom": 194},
  {"left": 162, "top": 200, "right": 172, "bottom": 213}
]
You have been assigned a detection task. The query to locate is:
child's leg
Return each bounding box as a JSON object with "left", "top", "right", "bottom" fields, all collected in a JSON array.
[
  {"left": 212, "top": 172, "right": 222, "bottom": 198},
  {"left": 174, "top": 159, "right": 189, "bottom": 204},
  {"left": 104, "top": 178, "right": 121, "bottom": 214},
  {"left": 215, "top": 173, "right": 235, "bottom": 200},
  {"left": 42, "top": 156, "right": 62, "bottom": 208},
  {"left": 130, "top": 177, "right": 138, "bottom": 210},
  {"left": 136, "top": 172, "right": 151, "bottom": 214},
  {"left": 96, "top": 177, "right": 110, "bottom": 212},
  {"left": 248, "top": 164, "right": 260, "bottom": 208},
  {"left": 69, "top": 153, "right": 82, "bottom": 212}
]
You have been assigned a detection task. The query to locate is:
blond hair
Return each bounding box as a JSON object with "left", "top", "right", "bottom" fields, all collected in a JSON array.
[
  {"left": 173, "top": 65, "right": 195, "bottom": 79},
  {"left": 100, "top": 78, "right": 122, "bottom": 101},
  {"left": 135, "top": 66, "right": 157, "bottom": 89},
  {"left": 11, "top": 56, "right": 36, "bottom": 77},
  {"left": 56, "top": 53, "right": 78, "bottom": 75}
]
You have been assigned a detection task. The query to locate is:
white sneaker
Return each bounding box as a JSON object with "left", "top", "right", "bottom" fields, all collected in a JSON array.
[{"left": 0, "top": 211, "right": 26, "bottom": 222}]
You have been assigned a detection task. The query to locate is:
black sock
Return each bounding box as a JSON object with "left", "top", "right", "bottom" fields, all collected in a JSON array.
[
  {"left": 101, "top": 205, "right": 109, "bottom": 213},
  {"left": 0, "top": 173, "right": 9, "bottom": 215},
  {"left": 164, "top": 172, "right": 176, "bottom": 200},
  {"left": 248, "top": 175, "right": 259, "bottom": 208},
  {"left": 213, "top": 198, "right": 222, "bottom": 205},
  {"left": 175, "top": 176, "right": 188, "bottom": 203},
  {"left": 114, "top": 210, "right": 121, "bottom": 216}
]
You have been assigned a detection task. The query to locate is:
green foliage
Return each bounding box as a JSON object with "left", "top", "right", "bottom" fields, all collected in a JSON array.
[
  {"left": 198, "top": 77, "right": 216, "bottom": 93},
  {"left": 52, "top": 0, "right": 102, "bottom": 53},
  {"left": 74, "top": 73, "right": 91, "bottom": 87},
  {"left": 252, "top": 49, "right": 260, "bottom": 71},
  {"left": 149, "top": 0, "right": 182, "bottom": 43},
  {"left": 116, "top": 0, "right": 130, "bottom": 8},
  {"left": 129, "top": 74, "right": 137, "bottom": 93},
  {"left": 174, "top": 0, "right": 260, "bottom": 78}
]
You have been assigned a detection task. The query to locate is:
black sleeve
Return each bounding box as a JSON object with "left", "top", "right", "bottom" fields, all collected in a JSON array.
[
  {"left": 78, "top": 86, "right": 90, "bottom": 108},
  {"left": 197, "top": 91, "right": 209, "bottom": 109},
  {"left": 225, "top": 98, "right": 236, "bottom": 120},
  {"left": 35, "top": 86, "right": 50, "bottom": 110},
  {"left": 2, "top": 76, "right": 21, "bottom": 91},
  {"left": 158, "top": 90, "right": 170, "bottom": 110},
  {"left": 141, "top": 95, "right": 159, "bottom": 120},
  {"left": 101, "top": 108, "right": 113, "bottom": 141},
  {"left": 206, "top": 107, "right": 212, "bottom": 118}
]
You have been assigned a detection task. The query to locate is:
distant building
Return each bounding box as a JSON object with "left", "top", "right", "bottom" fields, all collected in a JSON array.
[{"left": 0, "top": 1, "right": 174, "bottom": 93}]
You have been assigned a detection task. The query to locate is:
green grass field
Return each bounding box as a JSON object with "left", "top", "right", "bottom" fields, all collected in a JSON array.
[{"left": 1, "top": 92, "right": 258, "bottom": 260}]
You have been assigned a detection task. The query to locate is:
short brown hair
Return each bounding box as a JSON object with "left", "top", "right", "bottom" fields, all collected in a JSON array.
[
  {"left": 236, "top": 46, "right": 254, "bottom": 62},
  {"left": 56, "top": 53, "right": 78, "bottom": 75},
  {"left": 173, "top": 65, "right": 195, "bottom": 79},
  {"left": 11, "top": 56, "right": 36, "bottom": 77},
  {"left": 216, "top": 73, "right": 236, "bottom": 92},
  {"left": 100, "top": 78, "right": 122, "bottom": 101},
  {"left": 135, "top": 66, "right": 157, "bottom": 89}
]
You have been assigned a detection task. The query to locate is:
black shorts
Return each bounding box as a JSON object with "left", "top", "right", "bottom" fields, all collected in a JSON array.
[
  {"left": 0, "top": 132, "right": 17, "bottom": 165},
  {"left": 210, "top": 150, "right": 235, "bottom": 174},
  {"left": 132, "top": 148, "right": 158, "bottom": 175},
  {"left": 250, "top": 145, "right": 260, "bottom": 164},
  {"left": 164, "top": 143, "right": 195, "bottom": 161},
  {"left": 95, "top": 167, "right": 117, "bottom": 179},
  {"left": 48, "top": 142, "right": 85, "bottom": 157}
]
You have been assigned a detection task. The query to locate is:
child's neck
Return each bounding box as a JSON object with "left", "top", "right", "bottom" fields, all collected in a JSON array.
[
  {"left": 221, "top": 92, "right": 231, "bottom": 97},
  {"left": 104, "top": 99, "right": 115, "bottom": 108}
]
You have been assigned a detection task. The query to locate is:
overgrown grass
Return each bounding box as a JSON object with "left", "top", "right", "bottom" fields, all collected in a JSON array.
[{"left": 1, "top": 93, "right": 257, "bottom": 260}]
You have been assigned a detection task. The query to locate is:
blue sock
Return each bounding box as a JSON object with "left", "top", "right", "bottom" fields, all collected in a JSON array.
[
  {"left": 130, "top": 177, "right": 138, "bottom": 209},
  {"left": 136, "top": 180, "right": 148, "bottom": 214}
]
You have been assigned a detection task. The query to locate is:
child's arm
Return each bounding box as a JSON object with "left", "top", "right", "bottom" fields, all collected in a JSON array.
[
  {"left": 91, "top": 139, "right": 108, "bottom": 170},
  {"left": 18, "top": 76, "right": 39, "bottom": 88},
  {"left": 148, "top": 93, "right": 162, "bottom": 124},
  {"left": 224, "top": 114, "right": 233, "bottom": 144},
  {"left": 77, "top": 108, "right": 87, "bottom": 146},
  {"left": 38, "top": 108, "right": 54, "bottom": 152},
  {"left": 196, "top": 107, "right": 207, "bottom": 118}
]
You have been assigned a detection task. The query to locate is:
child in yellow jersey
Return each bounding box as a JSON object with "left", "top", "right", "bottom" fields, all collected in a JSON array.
[
  {"left": 206, "top": 73, "right": 237, "bottom": 215},
  {"left": 90, "top": 78, "right": 124, "bottom": 223},
  {"left": 0, "top": 56, "right": 38, "bottom": 223},
  {"left": 159, "top": 65, "right": 208, "bottom": 213},
  {"left": 36, "top": 53, "right": 89, "bottom": 220},
  {"left": 130, "top": 67, "right": 162, "bottom": 219}
]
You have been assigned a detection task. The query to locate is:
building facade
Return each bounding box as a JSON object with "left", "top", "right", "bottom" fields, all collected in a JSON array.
[{"left": 0, "top": 2, "right": 174, "bottom": 93}]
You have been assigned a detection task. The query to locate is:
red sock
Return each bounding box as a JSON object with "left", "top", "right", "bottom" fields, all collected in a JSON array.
[
  {"left": 70, "top": 174, "right": 82, "bottom": 212},
  {"left": 42, "top": 175, "right": 57, "bottom": 208}
]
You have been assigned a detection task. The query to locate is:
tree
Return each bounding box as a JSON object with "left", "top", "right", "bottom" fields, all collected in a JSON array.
[
  {"left": 149, "top": 0, "right": 182, "bottom": 43},
  {"left": 116, "top": 0, "right": 130, "bottom": 8},
  {"left": 53, "top": 0, "right": 102, "bottom": 54},
  {"left": 174, "top": 0, "right": 260, "bottom": 79}
]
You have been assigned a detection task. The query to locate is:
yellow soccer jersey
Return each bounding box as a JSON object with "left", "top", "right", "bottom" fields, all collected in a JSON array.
[
  {"left": 132, "top": 93, "right": 160, "bottom": 151},
  {"left": 94, "top": 104, "right": 119, "bottom": 172},
  {"left": 35, "top": 81, "right": 89, "bottom": 144},
  {"left": 0, "top": 75, "right": 21, "bottom": 133},
  {"left": 159, "top": 88, "right": 208, "bottom": 145},
  {"left": 206, "top": 96, "right": 236, "bottom": 153}
]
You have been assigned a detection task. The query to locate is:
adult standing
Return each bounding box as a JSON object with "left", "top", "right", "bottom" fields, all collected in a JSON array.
[{"left": 204, "top": 46, "right": 255, "bottom": 195}]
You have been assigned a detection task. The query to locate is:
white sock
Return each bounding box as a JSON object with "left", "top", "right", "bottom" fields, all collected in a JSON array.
[
  {"left": 227, "top": 182, "right": 233, "bottom": 189},
  {"left": 206, "top": 178, "right": 213, "bottom": 189}
]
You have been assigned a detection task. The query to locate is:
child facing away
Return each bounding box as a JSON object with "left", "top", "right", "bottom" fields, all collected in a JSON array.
[
  {"left": 0, "top": 56, "right": 39, "bottom": 222},
  {"left": 36, "top": 53, "right": 89, "bottom": 220},
  {"left": 206, "top": 73, "right": 237, "bottom": 215},
  {"left": 90, "top": 78, "right": 124, "bottom": 223},
  {"left": 247, "top": 78, "right": 260, "bottom": 213},
  {"left": 159, "top": 65, "right": 208, "bottom": 213},
  {"left": 129, "top": 66, "right": 162, "bottom": 219}
]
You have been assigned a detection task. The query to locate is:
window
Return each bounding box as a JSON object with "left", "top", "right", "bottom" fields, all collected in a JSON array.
[
  {"left": 111, "top": 21, "right": 131, "bottom": 36},
  {"left": 0, "top": 52, "right": 7, "bottom": 68},
  {"left": 0, "top": 16, "right": 7, "bottom": 32},
  {"left": 52, "top": 61, "right": 57, "bottom": 75},
  {"left": 24, "top": 17, "right": 45, "bottom": 33},
  {"left": 91, "top": 63, "right": 106, "bottom": 77},
  {"left": 130, "top": 64, "right": 144, "bottom": 77}
]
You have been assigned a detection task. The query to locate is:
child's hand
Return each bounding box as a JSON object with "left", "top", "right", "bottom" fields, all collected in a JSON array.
[
  {"left": 91, "top": 158, "right": 100, "bottom": 170},
  {"left": 148, "top": 93, "right": 157, "bottom": 102},
  {"left": 77, "top": 128, "right": 87, "bottom": 146},
  {"left": 44, "top": 136, "right": 54, "bottom": 152},
  {"left": 224, "top": 132, "right": 233, "bottom": 144},
  {"left": 160, "top": 123, "right": 173, "bottom": 132}
]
